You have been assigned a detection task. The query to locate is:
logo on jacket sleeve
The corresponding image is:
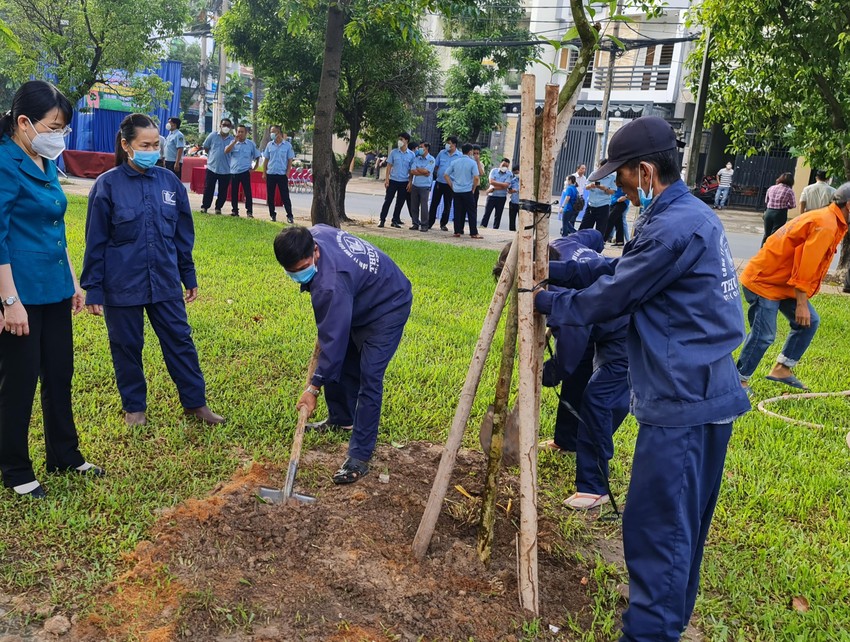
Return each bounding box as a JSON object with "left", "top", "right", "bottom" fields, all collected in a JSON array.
[
  {"left": 162, "top": 190, "right": 177, "bottom": 205},
  {"left": 335, "top": 230, "right": 380, "bottom": 273}
]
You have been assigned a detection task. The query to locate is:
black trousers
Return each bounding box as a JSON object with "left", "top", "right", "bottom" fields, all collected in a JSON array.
[
  {"left": 164, "top": 160, "right": 180, "bottom": 177},
  {"left": 0, "top": 299, "right": 84, "bottom": 487},
  {"left": 230, "top": 171, "right": 253, "bottom": 215},
  {"left": 453, "top": 191, "right": 479, "bottom": 235},
  {"left": 553, "top": 344, "right": 595, "bottom": 451},
  {"left": 266, "top": 174, "right": 293, "bottom": 220},
  {"left": 604, "top": 201, "right": 629, "bottom": 243},
  {"left": 379, "top": 180, "right": 409, "bottom": 224},
  {"left": 430, "top": 182, "right": 454, "bottom": 228},
  {"left": 580, "top": 204, "right": 610, "bottom": 234},
  {"left": 508, "top": 202, "right": 519, "bottom": 231},
  {"left": 762, "top": 208, "right": 788, "bottom": 246},
  {"left": 481, "top": 195, "right": 507, "bottom": 229},
  {"left": 202, "top": 169, "right": 231, "bottom": 212}
]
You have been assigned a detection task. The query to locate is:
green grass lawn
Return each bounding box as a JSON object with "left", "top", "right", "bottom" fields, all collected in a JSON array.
[{"left": 1, "top": 195, "right": 849, "bottom": 640}]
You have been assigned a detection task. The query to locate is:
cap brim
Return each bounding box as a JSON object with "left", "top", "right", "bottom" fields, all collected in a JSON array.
[{"left": 588, "top": 159, "right": 625, "bottom": 181}]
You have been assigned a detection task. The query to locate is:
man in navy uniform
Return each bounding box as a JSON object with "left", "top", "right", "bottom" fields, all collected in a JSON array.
[
  {"left": 274, "top": 225, "right": 412, "bottom": 484},
  {"left": 534, "top": 116, "right": 751, "bottom": 641}
]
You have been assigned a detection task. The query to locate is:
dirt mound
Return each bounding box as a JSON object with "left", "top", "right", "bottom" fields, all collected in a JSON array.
[{"left": 69, "top": 442, "right": 600, "bottom": 641}]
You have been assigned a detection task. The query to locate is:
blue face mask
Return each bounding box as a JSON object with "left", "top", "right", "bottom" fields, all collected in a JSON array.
[
  {"left": 130, "top": 149, "right": 160, "bottom": 170},
  {"left": 286, "top": 262, "right": 317, "bottom": 284},
  {"left": 445, "top": 143, "right": 451, "bottom": 151},
  {"left": 416, "top": 148, "right": 425, "bottom": 157},
  {"left": 638, "top": 164, "right": 654, "bottom": 209}
]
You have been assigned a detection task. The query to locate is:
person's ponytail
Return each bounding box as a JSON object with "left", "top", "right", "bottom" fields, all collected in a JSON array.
[
  {"left": 0, "top": 111, "right": 13, "bottom": 138},
  {"left": 0, "top": 81, "right": 72, "bottom": 140}
]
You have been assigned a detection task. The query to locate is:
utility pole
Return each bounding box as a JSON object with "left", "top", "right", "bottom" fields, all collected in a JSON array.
[
  {"left": 216, "top": 0, "right": 229, "bottom": 125},
  {"left": 596, "top": 0, "right": 625, "bottom": 162},
  {"left": 685, "top": 28, "right": 712, "bottom": 187},
  {"left": 198, "top": 10, "right": 208, "bottom": 135},
  {"left": 252, "top": 74, "right": 259, "bottom": 134}
]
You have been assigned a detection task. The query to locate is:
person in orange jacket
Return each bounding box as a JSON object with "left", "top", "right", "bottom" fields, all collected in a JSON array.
[{"left": 737, "top": 182, "right": 850, "bottom": 392}]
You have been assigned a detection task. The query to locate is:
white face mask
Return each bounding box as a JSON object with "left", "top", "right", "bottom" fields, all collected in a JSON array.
[
  {"left": 221, "top": 126, "right": 231, "bottom": 134},
  {"left": 25, "top": 118, "right": 67, "bottom": 160},
  {"left": 397, "top": 139, "right": 404, "bottom": 149},
  {"left": 165, "top": 123, "right": 173, "bottom": 131}
]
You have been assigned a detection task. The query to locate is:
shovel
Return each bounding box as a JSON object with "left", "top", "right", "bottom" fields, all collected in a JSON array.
[{"left": 259, "top": 340, "right": 321, "bottom": 504}]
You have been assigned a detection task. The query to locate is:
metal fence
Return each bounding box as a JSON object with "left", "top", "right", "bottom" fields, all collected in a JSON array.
[{"left": 731, "top": 146, "right": 796, "bottom": 210}]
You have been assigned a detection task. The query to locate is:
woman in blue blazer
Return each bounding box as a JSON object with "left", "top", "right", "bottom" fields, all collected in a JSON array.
[{"left": 0, "top": 81, "right": 103, "bottom": 499}]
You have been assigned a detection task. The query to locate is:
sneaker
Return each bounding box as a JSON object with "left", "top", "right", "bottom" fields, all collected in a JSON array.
[
  {"left": 391, "top": 222, "right": 402, "bottom": 228},
  {"left": 231, "top": 212, "right": 239, "bottom": 217},
  {"left": 287, "top": 215, "right": 294, "bottom": 224},
  {"left": 247, "top": 212, "right": 254, "bottom": 218},
  {"left": 306, "top": 418, "right": 353, "bottom": 433},
  {"left": 440, "top": 226, "right": 448, "bottom": 231},
  {"left": 421, "top": 226, "right": 429, "bottom": 232},
  {"left": 409, "top": 225, "right": 419, "bottom": 230},
  {"left": 200, "top": 208, "right": 208, "bottom": 214},
  {"left": 270, "top": 214, "right": 277, "bottom": 222},
  {"left": 214, "top": 209, "right": 222, "bottom": 215},
  {"left": 378, "top": 222, "right": 385, "bottom": 228}
]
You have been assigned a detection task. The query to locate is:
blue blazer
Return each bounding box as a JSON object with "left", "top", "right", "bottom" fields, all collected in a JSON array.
[{"left": 0, "top": 135, "right": 75, "bottom": 305}]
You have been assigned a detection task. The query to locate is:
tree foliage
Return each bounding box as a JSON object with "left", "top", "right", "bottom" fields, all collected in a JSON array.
[
  {"left": 0, "top": 0, "right": 191, "bottom": 104},
  {"left": 219, "top": 0, "right": 438, "bottom": 223},
  {"left": 438, "top": 0, "right": 538, "bottom": 143},
  {"left": 689, "top": 0, "right": 850, "bottom": 182},
  {"left": 223, "top": 72, "right": 250, "bottom": 125}
]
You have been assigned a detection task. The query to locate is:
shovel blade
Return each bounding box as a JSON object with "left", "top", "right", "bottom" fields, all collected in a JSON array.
[{"left": 257, "top": 486, "right": 316, "bottom": 505}]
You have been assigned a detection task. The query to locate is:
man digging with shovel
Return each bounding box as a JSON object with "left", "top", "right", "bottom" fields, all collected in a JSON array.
[{"left": 274, "top": 225, "right": 412, "bottom": 484}]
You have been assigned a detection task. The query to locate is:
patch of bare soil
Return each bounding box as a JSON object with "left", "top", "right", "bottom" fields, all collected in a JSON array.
[{"left": 68, "top": 442, "right": 604, "bottom": 642}]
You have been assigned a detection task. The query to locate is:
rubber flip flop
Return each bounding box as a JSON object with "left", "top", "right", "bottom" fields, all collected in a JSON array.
[
  {"left": 563, "top": 492, "right": 609, "bottom": 511},
  {"left": 765, "top": 374, "right": 809, "bottom": 391}
]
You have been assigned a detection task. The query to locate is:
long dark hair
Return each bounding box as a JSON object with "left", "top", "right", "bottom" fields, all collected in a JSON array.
[
  {"left": 0, "top": 80, "right": 73, "bottom": 138},
  {"left": 776, "top": 172, "right": 794, "bottom": 187},
  {"left": 115, "top": 113, "right": 158, "bottom": 167}
]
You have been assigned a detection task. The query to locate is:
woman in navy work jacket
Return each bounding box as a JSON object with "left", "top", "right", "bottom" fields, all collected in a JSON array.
[
  {"left": 0, "top": 81, "right": 104, "bottom": 499},
  {"left": 80, "top": 113, "right": 224, "bottom": 427}
]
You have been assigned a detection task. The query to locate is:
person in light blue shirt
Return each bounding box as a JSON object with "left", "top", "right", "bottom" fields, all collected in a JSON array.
[
  {"left": 408, "top": 142, "right": 435, "bottom": 231},
  {"left": 225, "top": 125, "right": 261, "bottom": 218},
  {"left": 508, "top": 166, "right": 520, "bottom": 231},
  {"left": 604, "top": 185, "right": 630, "bottom": 245},
  {"left": 559, "top": 175, "right": 580, "bottom": 236},
  {"left": 429, "top": 136, "right": 462, "bottom": 230},
  {"left": 201, "top": 118, "right": 234, "bottom": 214},
  {"left": 263, "top": 126, "right": 296, "bottom": 223},
  {"left": 0, "top": 80, "right": 103, "bottom": 499},
  {"left": 378, "top": 132, "right": 415, "bottom": 228},
  {"left": 444, "top": 143, "right": 481, "bottom": 238},
  {"left": 163, "top": 117, "right": 185, "bottom": 177},
  {"left": 580, "top": 160, "right": 617, "bottom": 233},
  {"left": 481, "top": 157, "right": 513, "bottom": 229}
]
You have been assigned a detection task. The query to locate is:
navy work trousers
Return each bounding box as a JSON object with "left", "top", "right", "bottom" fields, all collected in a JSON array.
[
  {"left": 103, "top": 300, "right": 207, "bottom": 413},
  {"left": 553, "top": 344, "right": 594, "bottom": 451},
  {"left": 481, "top": 195, "right": 507, "bottom": 229},
  {"left": 452, "top": 191, "right": 479, "bottom": 236},
  {"left": 323, "top": 304, "right": 411, "bottom": 462},
  {"left": 620, "top": 422, "right": 733, "bottom": 642},
  {"left": 266, "top": 173, "right": 293, "bottom": 220},
  {"left": 202, "top": 169, "right": 231, "bottom": 212},
  {"left": 379, "top": 180, "right": 410, "bottom": 225},
  {"left": 575, "top": 358, "right": 629, "bottom": 495},
  {"left": 0, "top": 299, "right": 84, "bottom": 487}
]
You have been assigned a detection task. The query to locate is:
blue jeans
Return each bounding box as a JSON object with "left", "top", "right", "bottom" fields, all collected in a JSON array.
[
  {"left": 736, "top": 286, "right": 820, "bottom": 380},
  {"left": 714, "top": 185, "right": 730, "bottom": 208}
]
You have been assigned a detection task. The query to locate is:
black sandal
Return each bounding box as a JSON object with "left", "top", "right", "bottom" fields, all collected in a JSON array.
[{"left": 332, "top": 457, "right": 369, "bottom": 485}]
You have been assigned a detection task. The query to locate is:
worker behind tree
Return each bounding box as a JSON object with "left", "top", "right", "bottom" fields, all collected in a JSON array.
[{"left": 273, "top": 225, "right": 412, "bottom": 484}]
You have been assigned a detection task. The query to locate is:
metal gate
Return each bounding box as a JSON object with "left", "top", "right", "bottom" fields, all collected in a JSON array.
[
  {"left": 731, "top": 143, "right": 796, "bottom": 210},
  {"left": 513, "top": 116, "right": 599, "bottom": 196}
]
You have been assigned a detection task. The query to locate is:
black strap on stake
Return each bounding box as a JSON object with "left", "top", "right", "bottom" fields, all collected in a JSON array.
[
  {"left": 548, "top": 390, "right": 622, "bottom": 522},
  {"left": 519, "top": 198, "right": 553, "bottom": 230},
  {"left": 517, "top": 279, "right": 548, "bottom": 294}
]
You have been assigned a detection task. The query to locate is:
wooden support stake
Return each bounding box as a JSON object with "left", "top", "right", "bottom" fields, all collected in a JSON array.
[
  {"left": 516, "top": 73, "right": 539, "bottom": 615},
  {"left": 413, "top": 239, "right": 520, "bottom": 561},
  {"left": 476, "top": 281, "right": 519, "bottom": 566}
]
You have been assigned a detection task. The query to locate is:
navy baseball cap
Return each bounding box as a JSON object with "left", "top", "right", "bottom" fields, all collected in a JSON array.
[{"left": 589, "top": 116, "right": 685, "bottom": 181}]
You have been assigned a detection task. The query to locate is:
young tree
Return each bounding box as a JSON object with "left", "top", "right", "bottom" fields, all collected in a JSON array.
[
  {"left": 223, "top": 72, "right": 250, "bottom": 125},
  {"left": 689, "top": 0, "right": 850, "bottom": 273},
  {"left": 0, "top": 0, "right": 191, "bottom": 104}
]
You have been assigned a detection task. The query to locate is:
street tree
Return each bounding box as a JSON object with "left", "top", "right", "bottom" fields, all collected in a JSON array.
[
  {"left": 223, "top": 72, "right": 250, "bottom": 125},
  {"left": 0, "top": 0, "right": 191, "bottom": 104},
  {"left": 219, "top": 0, "right": 437, "bottom": 223},
  {"left": 438, "top": 0, "right": 538, "bottom": 143},
  {"left": 689, "top": 0, "right": 850, "bottom": 272}
]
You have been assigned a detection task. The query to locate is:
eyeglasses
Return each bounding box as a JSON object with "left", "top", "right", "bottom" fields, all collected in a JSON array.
[{"left": 34, "top": 119, "right": 72, "bottom": 136}]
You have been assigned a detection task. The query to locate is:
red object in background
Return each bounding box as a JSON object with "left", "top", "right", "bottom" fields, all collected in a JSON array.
[
  {"left": 180, "top": 156, "right": 206, "bottom": 182},
  {"left": 190, "top": 166, "right": 283, "bottom": 206},
  {"left": 62, "top": 150, "right": 115, "bottom": 179}
]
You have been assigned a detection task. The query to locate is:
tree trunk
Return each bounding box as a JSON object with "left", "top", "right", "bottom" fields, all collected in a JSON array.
[
  {"left": 310, "top": 0, "right": 350, "bottom": 227},
  {"left": 334, "top": 120, "right": 360, "bottom": 222}
]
